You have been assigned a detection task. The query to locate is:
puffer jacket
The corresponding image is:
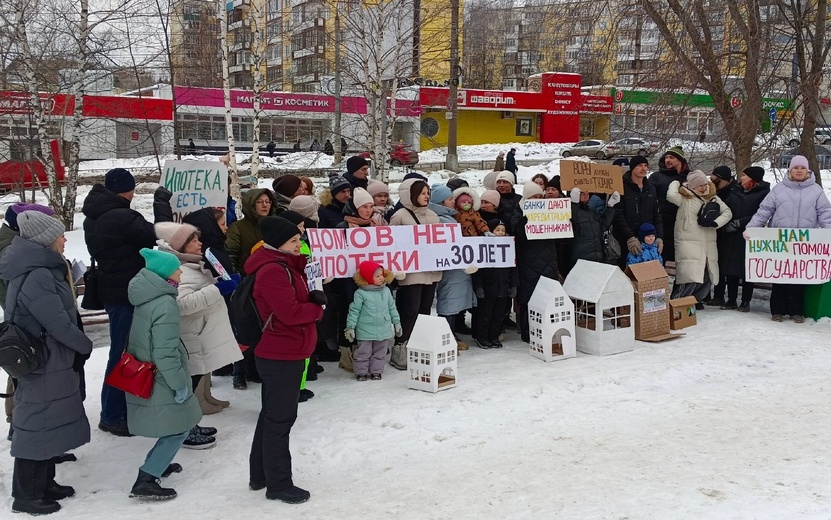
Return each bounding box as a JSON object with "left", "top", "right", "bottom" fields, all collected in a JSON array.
[
  {"left": 345, "top": 269, "right": 400, "bottom": 341},
  {"left": 317, "top": 189, "right": 347, "bottom": 229},
  {"left": 452, "top": 187, "right": 490, "bottom": 237},
  {"left": 0, "top": 236, "right": 92, "bottom": 460},
  {"left": 626, "top": 242, "right": 664, "bottom": 266},
  {"left": 81, "top": 184, "right": 158, "bottom": 304},
  {"left": 650, "top": 159, "right": 690, "bottom": 261},
  {"left": 666, "top": 180, "right": 732, "bottom": 285},
  {"left": 245, "top": 246, "right": 323, "bottom": 360},
  {"left": 429, "top": 202, "right": 475, "bottom": 315},
  {"left": 718, "top": 181, "right": 770, "bottom": 278},
  {"left": 390, "top": 178, "right": 443, "bottom": 286},
  {"left": 747, "top": 172, "right": 831, "bottom": 229},
  {"left": 570, "top": 201, "right": 615, "bottom": 265},
  {"left": 126, "top": 268, "right": 201, "bottom": 438},
  {"left": 0, "top": 223, "right": 18, "bottom": 309},
  {"left": 226, "top": 188, "right": 276, "bottom": 275}
]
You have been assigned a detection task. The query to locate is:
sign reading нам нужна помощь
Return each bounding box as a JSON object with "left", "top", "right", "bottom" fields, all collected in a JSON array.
[
  {"left": 307, "top": 223, "right": 516, "bottom": 278},
  {"left": 523, "top": 198, "right": 573, "bottom": 239},
  {"left": 161, "top": 160, "right": 228, "bottom": 221},
  {"left": 745, "top": 228, "right": 831, "bottom": 284}
]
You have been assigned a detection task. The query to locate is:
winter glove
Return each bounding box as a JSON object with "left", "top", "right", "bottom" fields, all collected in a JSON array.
[
  {"left": 463, "top": 265, "right": 479, "bottom": 275},
  {"left": 742, "top": 230, "right": 751, "bottom": 240},
  {"left": 214, "top": 278, "right": 238, "bottom": 296},
  {"left": 174, "top": 387, "right": 191, "bottom": 404},
  {"left": 703, "top": 220, "right": 719, "bottom": 228},
  {"left": 154, "top": 186, "right": 173, "bottom": 203},
  {"left": 656, "top": 238, "right": 664, "bottom": 254},
  {"left": 509, "top": 287, "right": 517, "bottom": 299},
  {"left": 393, "top": 272, "right": 407, "bottom": 280},
  {"left": 394, "top": 323, "right": 403, "bottom": 337},
  {"left": 723, "top": 219, "right": 741, "bottom": 233},
  {"left": 308, "top": 290, "right": 328, "bottom": 306},
  {"left": 626, "top": 236, "right": 643, "bottom": 255},
  {"left": 484, "top": 231, "right": 495, "bottom": 237},
  {"left": 569, "top": 187, "right": 581, "bottom": 204},
  {"left": 230, "top": 273, "right": 242, "bottom": 283},
  {"left": 72, "top": 352, "right": 90, "bottom": 372},
  {"left": 344, "top": 329, "right": 355, "bottom": 343},
  {"left": 475, "top": 287, "right": 485, "bottom": 299},
  {"left": 607, "top": 191, "right": 621, "bottom": 207}
]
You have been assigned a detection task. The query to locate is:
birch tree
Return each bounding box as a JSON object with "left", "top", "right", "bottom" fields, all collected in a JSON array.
[
  {"left": 219, "top": 0, "right": 242, "bottom": 209},
  {"left": 248, "top": 0, "right": 267, "bottom": 178}
]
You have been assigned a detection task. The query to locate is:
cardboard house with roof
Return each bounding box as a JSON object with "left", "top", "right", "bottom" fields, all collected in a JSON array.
[
  {"left": 563, "top": 259, "right": 635, "bottom": 356},
  {"left": 624, "top": 260, "right": 681, "bottom": 342},
  {"left": 527, "top": 276, "right": 576, "bottom": 362},
  {"left": 407, "top": 314, "right": 457, "bottom": 393}
]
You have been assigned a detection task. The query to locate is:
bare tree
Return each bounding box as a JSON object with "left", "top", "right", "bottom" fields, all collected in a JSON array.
[{"left": 219, "top": 0, "right": 242, "bottom": 210}]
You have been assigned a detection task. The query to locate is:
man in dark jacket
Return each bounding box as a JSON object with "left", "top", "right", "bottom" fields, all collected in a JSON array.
[
  {"left": 710, "top": 165, "right": 735, "bottom": 201},
  {"left": 495, "top": 171, "right": 522, "bottom": 234},
  {"left": 613, "top": 156, "right": 664, "bottom": 267},
  {"left": 649, "top": 146, "right": 690, "bottom": 262},
  {"left": 82, "top": 168, "right": 157, "bottom": 437},
  {"left": 505, "top": 148, "right": 518, "bottom": 179},
  {"left": 343, "top": 156, "right": 370, "bottom": 192},
  {"left": 318, "top": 173, "right": 351, "bottom": 229}
]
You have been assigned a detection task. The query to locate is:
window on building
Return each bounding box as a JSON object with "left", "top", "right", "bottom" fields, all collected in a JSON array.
[
  {"left": 602, "top": 305, "right": 631, "bottom": 331},
  {"left": 574, "top": 299, "right": 596, "bottom": 331}
]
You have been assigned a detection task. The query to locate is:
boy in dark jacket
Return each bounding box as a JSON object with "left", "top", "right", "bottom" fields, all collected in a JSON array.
[{"left": 473, "top": 220, "right": 518, "bottom": 349}]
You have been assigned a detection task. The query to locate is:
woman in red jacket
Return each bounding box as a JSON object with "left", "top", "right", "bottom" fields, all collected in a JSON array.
[{"left": 244, "top": 216, "right": 326, "bottom": 504}]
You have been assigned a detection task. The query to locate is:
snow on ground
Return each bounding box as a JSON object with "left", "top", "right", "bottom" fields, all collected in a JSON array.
[{"left": 1, "top": 299, "right": 830, "bottom": 519}]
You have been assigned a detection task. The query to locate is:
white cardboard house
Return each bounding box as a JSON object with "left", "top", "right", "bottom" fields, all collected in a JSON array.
[
  {"left": 562, "top": 259, "right": 635, "bottom": 356},
  {"left": 527, "top": 276, "right": 576, "bottom": 362},
  {"left": 407, "top": 314, "right": 458, "bottom": 393}
]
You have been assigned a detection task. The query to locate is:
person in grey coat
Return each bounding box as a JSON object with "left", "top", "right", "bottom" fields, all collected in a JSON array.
[{"left": 0, "top": 212, "right": 93, "bottom": 516}]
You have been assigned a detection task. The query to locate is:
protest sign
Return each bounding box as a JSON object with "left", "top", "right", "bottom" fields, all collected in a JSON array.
[
  {"left": 745, "top": 227, "right": 831, "bottom": 284},
  {"left": 560, "top": 160, "right": 624, "bottom": 194},
  {"left": 161, "top": 160, "right": 228, "bottom": 220},
  {"left": 307, "top": 224, "right": 516, "bottom": 278},
  {"left": 304, "top": 260, "right": 324, "bottom": 292},
  {"left": 523, "top": 198, "right": 573, "bottom": 239}
]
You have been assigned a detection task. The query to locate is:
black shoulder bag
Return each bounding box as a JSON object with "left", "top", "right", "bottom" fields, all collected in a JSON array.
[
  {"left": 80, "top": 257, "right": 104, "bottom": 311},
  {"left": 0, "top": 272, "right": 49, "bottom": 380}
]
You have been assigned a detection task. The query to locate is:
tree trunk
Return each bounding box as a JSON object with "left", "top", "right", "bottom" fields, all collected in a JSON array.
[{"left": 220, "top": 0, "right": 241, "bottom": 213}]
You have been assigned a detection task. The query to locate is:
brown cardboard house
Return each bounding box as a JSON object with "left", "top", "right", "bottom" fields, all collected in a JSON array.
[
  {"left": 670, "top": 296, "right": 698, "bottom": 330},
  {"left": 624, "top": 261, "right": 681, "bottom": 342}
]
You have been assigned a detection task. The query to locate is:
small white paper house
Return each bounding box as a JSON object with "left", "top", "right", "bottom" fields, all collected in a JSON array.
[
  {"left": 527, "top": 277, "right": 576, "bottom": 362},
  {"left": 563, "top": 260, "right": 635, "bottom": 356},
  {"left": 407, "top": 314, "right": 458, "bottom": 393}
]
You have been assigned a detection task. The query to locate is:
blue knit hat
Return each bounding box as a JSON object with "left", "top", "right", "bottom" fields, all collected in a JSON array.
[
  {"left": 140, "top": 248, "right": 180, "bottom": 280},
  {"left": 4, "top": 203, "right": 55, "bottom": 232},
  {"left": 638, "top": 223, "right": 657, "bottom": 241},
  {"left": 430, "top": 183, "right": 452, "bottom": 204},
  {"left": 104, "top": 168, "right": 136, "bottom": 194}
]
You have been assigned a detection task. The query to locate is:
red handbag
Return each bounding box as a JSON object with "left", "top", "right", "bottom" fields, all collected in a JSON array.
[{"left": 104, "top": 352, "right": 156, "bottom": 399}]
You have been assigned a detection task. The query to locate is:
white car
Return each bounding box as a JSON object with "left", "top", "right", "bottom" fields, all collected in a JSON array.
[
  {"left": 561, "top": 140, "right": 606, "bottom": 158},
  {"left": 595, "top": 138, "right": 661, "bottom": 159}
]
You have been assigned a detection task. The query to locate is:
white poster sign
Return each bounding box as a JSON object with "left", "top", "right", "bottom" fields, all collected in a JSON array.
[
  {"left": 745, "top": 228, "right": 831, "bottom": 284},
  {"left": 523, "top": 198, "right": 573, "bottom": 239},
  {"left": 161, "top": 160, "right": 228, "bottom": 221}
]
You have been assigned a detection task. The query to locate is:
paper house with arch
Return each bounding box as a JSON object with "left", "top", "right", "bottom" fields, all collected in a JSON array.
[
  {"left": 407, "top": 314, "right": 457, "bottom": 393},
  {"left": 563, "top": 259, "right": 635, "bottom": 356},
  {"left": 527, "top": 276, "right": 576, "bottom": 362}
]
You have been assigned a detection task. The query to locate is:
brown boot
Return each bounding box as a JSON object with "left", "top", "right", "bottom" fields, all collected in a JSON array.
[
  {"left": 338, "top": 346, "right": 354, "bottom": 373},
  {"left": 195, "top": 376, "right": 223, "bottom": 415},
  {"left": 202, "top": 374, "right": 230, "bottom": 409}
]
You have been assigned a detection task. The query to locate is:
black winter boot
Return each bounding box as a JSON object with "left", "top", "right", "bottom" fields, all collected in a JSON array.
[
  {"left": 11, "top": 498, "right": 61, "bottom": 515},
  {"left": 266, "top": 485, "right": 310, "bottom": 504},
  {"left": 43, "top": 481, "right": 75, "bottom": 500},
  {"left": 129, "top": 470, "right": 177, "bottom": 500}
]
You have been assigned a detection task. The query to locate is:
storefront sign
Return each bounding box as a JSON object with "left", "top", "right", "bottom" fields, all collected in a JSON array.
[
  {"left": 560, "top": 160, "right": 625, "bottom": 194},
  {"left": 522, "top": 198, "right": 573, "bottom": 239},
  {"left": 307, "top": 224, "right": 515, "bottom": 278},
  {"left": 580, "top": 95, "right": 614, "bottom": 114},
  {"left": 420, "top": 87, "right": 545, "bottom": 111},
  {"left": 174, "top": 86, "right": 369, "bottom": 115},
  {"left": 161, "top": 160, "right": 228, "bottom": 221},
  {"left": 745, "top": 228, "right": 831, "bottom": 283}
]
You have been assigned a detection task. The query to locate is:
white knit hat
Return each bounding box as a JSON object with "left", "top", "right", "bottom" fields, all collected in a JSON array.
[
  {"left": 366, "top": 178, "right": 389, "bottom": 197},
  {"left": 17, "top": 212, "right": 64, "bottom": 248},
  {"left": 352, "top": 187, "right": 374, "bottom": 208},
  {"left": 289, "top": 195, "right": 320, "bottom": 223},
  {"left": 495, "top": 171, "right": 515, "bottom": 184},
  {"left": 154, "top": 222, "right": 198, "bottom": 252}
]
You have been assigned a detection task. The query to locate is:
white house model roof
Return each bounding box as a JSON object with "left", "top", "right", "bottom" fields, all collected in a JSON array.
[{"left": 563, "top": 260, "right": 633, "bottom": 302}]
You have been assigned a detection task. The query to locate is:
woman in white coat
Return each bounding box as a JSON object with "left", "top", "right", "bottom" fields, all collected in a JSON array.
[
  {"left": 155, "top": 222, "right": 243, "bottom": 447},
  {"left": 666, "top": 170, "right": 732, "bottom": 304}
]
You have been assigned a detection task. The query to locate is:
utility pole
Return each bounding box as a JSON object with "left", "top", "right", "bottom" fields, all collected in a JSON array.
[
  {"left": 445, "top": 0, "right": 460, "bottom": 172},
  {"left": 334, "top": 4, "right": 343, "bottom": 163}
]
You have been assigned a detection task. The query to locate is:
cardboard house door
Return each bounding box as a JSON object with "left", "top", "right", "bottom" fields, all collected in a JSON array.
[{"left": 551, "top": 328, "right": 575, "bottom": 359}]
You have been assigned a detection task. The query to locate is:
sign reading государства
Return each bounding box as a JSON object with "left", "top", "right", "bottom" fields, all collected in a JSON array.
[{"left": 745, "top": 228, "right": 831, "bottom": 284}]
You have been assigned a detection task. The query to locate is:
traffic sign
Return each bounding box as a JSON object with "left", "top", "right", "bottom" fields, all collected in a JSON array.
[
  {"left": 730, "top": 96, "right": 743, "bottom": 108},
  {"left": 614, "top": 91, "right": 624, "bottom": 102},
  {"left": 769, "top": 108, "right": 777, "bottom": 122}
]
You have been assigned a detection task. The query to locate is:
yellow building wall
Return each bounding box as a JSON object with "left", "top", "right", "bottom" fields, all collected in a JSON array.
[
  {"left": 419, "top": 0, "right": 463, "bottom": 81},
  {"left": 420, "top": 110, "right": 538, "bottom": 149}
]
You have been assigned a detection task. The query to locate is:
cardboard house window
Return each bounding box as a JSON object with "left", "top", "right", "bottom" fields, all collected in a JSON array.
[
  {"left": 441, "top": 333, "right": 453, "bottom": 347},
  {"left": 574, "top": 299, "right": 596, "bottom": 330},
  {"left": 530, "top": 309, "right": 542, "bottom": 325},
  {"left": 602, "top": 305, "right": 631, "bottom": 331}
]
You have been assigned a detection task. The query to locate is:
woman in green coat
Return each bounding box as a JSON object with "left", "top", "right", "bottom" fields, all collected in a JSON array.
[{"left": 125, "top": 249, "right": 201, "bottom": 501}]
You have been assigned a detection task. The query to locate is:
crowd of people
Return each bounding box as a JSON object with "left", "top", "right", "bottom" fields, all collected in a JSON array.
[{"left": 0, "top": 146, "right": 829, "bottom": 515}]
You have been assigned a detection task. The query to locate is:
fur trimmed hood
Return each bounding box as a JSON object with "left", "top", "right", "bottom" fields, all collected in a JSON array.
[
  {"left": 452, "top": 187, "right": 481, "bottom": 211},
  {"left": 353, "top": 268, "right": 394, "bottom": 287},
  {"left": 679, "top": 180, "right": 717, "bottom": 201}
]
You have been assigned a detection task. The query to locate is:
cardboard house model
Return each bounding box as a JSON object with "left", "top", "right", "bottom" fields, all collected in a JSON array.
[
  {"left": 624, "top": 260, "right": 680, "bottom": 342},
  {"left": 527, "top": 276, "right": 576, "bottom": 362},
  {"left": 563, "top": 260, "right": 635, "bottom": 356},
  {"left": 670, "top": 296, "right": 698, "bottom": 330},
  {"left": 407, "top": 314, "right": 458, "bottom": 393}
]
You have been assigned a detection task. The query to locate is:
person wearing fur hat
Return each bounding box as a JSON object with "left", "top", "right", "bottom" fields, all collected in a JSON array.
[
  {"left": 495, "top": 171, "right": 523, "bottom": 234},
  {"left": 245, "top": 216, "right": 325, "bottom": 504},
  {"left": 746, "top": 156, "right": 831, "bottom": 322},
  {"left": 82, "top": 167, "right": 158, "bottom": 437},
  {"left": 453, "top": 187, "right": 492, "bottom": 237},
  {"left": 666, "top": 170, "right": 732, "bottom": 305},
  {"left": 155, "top": 222, "right": 242, "bottom": 440},
  {"left": 289, "top": 195, "right": 320, "bottom": 225},
  {"left": 367, "top": 178, "right": 391, "bottom": 226},
  {"left": 125, "top": 248, "right": 201, "bottom": 500},
  {"left": 611, "top": 155, "right": 663, "bottom": 268},
  {"left": 710, "top": 166, "right": 770, "bottom": 311},
  {"left": 0, "top": 212, "right": 93, "bottom": 515},
  {"left": 318, "top": 173, "right": 352, "bottom": 229},
  {"left": 337, "top": 187, "right": 382, "bottom": 228},
  {"left": 389, "top": 179, "right": 442, "bottom": 369},
  {"left": 472, "top": 220, "right": 518, "bottom": 348},
  {"left": 345, "top": 262, "right": 401, "bottom": 380},
  {"left": 343, "top": 156, "right": 370, "bottom": 191},
  {"left": 651, "top": 146, "right": 691, "bottom": 262},
  {"left": 272, "top": 175, "right": 306, "bottom": 213},
  {"left": 626, "top": 223, "right": 664, "bottom": 266},
  {"left": 479, "top": 190, "right": 501, "bottom": 222}
]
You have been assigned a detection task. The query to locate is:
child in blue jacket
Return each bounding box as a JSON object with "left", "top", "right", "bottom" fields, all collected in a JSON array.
[{"left": 626, "top": 223, "right": 664, "bottom": 266}]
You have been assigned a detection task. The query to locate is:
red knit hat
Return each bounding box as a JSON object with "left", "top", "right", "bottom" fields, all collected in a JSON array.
[{"left": 359, "top": 261, "right": 383, "bottom": 284}]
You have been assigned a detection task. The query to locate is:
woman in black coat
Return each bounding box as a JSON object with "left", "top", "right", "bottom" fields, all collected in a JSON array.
[{"left": 715, "top": 167, "right": 770, "bottom": 311}]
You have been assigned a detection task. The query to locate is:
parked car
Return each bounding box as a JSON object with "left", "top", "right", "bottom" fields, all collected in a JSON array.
[
  {"left": 595, "top": 138, "right": 661, "bottom": 159},
  {"left": 561, "top": 140, "right": 606, "bottom": 158},
  {"left": 776, "top": 145, "right": 831, "bottom": 169},
  {"left": 785, "top": 127, "right": 831, "bottom": 147},
  {"left": 358, "top": 143, "right": 419, "bottom": 166}
]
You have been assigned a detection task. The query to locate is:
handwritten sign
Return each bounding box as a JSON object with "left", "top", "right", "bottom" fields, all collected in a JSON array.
[
  {"left": 307, "top": 224, "right": 516, "bottom": 278},
  {"left": 523, "top": 198, "right": 573, "bottom": 239},
  {"left": 161, "top": 160, "right": 228, "bottom": 221},
  {"left": 560, "top": 160, "right": 624, "bottom": 194},
  {"left": 745, "top": 228, "right": 831, "bottom": 284},
  {"left": 304, "top": 260, "right": 324, "bottom": 292}
]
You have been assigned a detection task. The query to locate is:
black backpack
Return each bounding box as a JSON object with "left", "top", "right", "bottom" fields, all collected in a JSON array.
[
  {"left": 228, "top": 264, "right": 292, "bottom": 348},
  {"left": 0, "top": 272, "right": 48, "bottom": 381},
  {"left": 696, "top": 199, "right": 722, "bottom": 227}
]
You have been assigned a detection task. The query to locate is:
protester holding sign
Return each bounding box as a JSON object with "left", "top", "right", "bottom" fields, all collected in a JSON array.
[
  {"left": 745, "top": 156, "right": 831, "bottom": 322},
  {"left": 337, "top": 188, "right": 379, "bottom": 229},
  {"left": 389, "top": 179, "right": 443, "bottom": 369},
  {"left": 568, "top": 188, "right": 618, "bottom": 267}
]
